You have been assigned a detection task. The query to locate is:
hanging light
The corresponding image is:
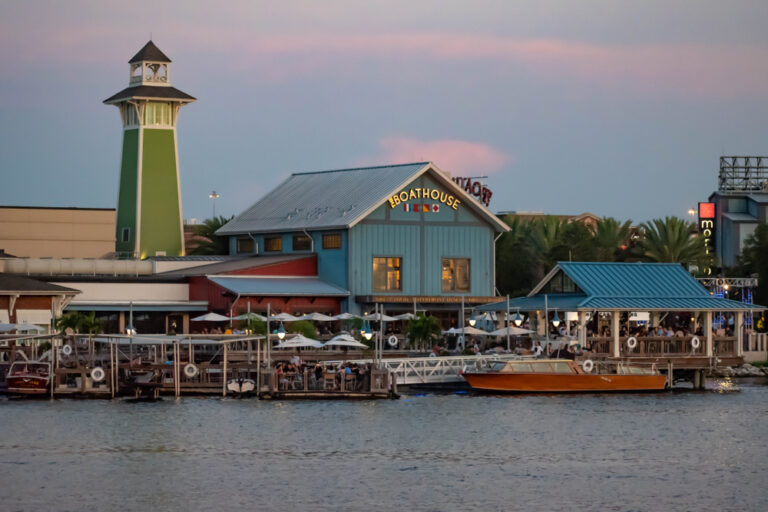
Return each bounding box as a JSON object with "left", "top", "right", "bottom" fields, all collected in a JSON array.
[
  {"left": 552, "top": 311, "right": 561, "bottom": 328},
  {"left": 277, "top": 322, "right": 286, "bottom": 340},
  {"left": 468, "top": 312, "right": 476, "bottom": 327},
  {"left": 513, "top": 311, "right": 524, "bottom": 327},
  {"left": 363, "top": 320, "right": 373, "bottom": 341},
  {"left": 360, "top": 320, "right": 367, "bottom": 337}
]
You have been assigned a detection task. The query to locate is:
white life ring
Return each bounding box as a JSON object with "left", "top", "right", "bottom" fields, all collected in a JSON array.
[
  {"left": 387, "top": 335, "right": 398, "bottom": 348},
  {"left": 184, "top": 363, "right": 199, "bottom": 378},
  {"left": 62, "top": 344, "right": 73, "bottom": 356},
  {"left": 582, "top": 359, "right": 594, "bottom": 373},
  {"left": 429, "top": 352, "right": 437, "bottom": 358},
  {"left": 91, "top": 366, "right": 106, "bottom": 382},
  {"left": 691, "top": 336, "right": 701, "bottom": 350},
  {"left": 627, "top": 336, "right": 638, "bottom": 349}
]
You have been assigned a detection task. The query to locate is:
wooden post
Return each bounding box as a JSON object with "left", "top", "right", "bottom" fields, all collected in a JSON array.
[
  {"left": 611, "top": 311, "right": 621, "bottom": 358},
  {"left": 256, "top": 337, "right": 261, "bottom": 395},
  {"left": 736, "top": 311, "right": 744, "bottom": 357},
  {"left": 50, "top": 337, "right": 56, "bottom": 399},
  {"left": 222, "top": 342, "right": 228, "bottom": 397},
  {"left": 705, "top": 311, "right": 713, "bottom": 357},
  {"left": 666, "top": 361, "right": 673, "bottom": 390},
  {"left": 173, "top": 342, "right": 180, "bottom": 399}
]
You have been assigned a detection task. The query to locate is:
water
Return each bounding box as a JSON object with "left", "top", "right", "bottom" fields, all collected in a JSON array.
[{"left": 1, "top": 380, "right": 767, "bottom": 511}]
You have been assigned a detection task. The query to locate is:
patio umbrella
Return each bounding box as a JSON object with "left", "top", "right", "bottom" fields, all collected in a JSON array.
[
  {"left": 362, "top": 313, "right": 399, "bottom": 322},
  {"left": 301, "top": 312, "right": 335, "bottom": 321},
  {"left": 191, "top": 312, "right": 231, "bottom": 322},
  {"left": 270, "top": 312, "right": 300, "bottom": 322},
  {"left": 393, "top": 312, "right": 415, "bottom": 320},
  {"left": 0, "top": 323, "right": 17, "bottom": 332},
  {"left": 332, "top": 312, "right": 360, "bottom": 320},
  {"left": 445, "top": 326, "right": 490, "bottom": 336},
  {"left": 487, "top": 326, "right": 535, "bottom": 336},
  {"left": 274, "top": 334, "right": 324, "bottom": 349},
  {"left": 233, "top": 312, "right": 267, "bottom": 321},
  {"left": 323, "top": 334, "right": 368, "bottom": 348},
  {"left": 15, "top": 323, "right": 46, "bottom": 332}
]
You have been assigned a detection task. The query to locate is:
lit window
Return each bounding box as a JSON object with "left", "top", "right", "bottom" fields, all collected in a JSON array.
[
  {"left": 322, "top": 233, "right": 342, "bottom": 249},
  {"left": 264, "top": 237, "right": 282, "bottom": 252},
  {"left": 293, "top": 234, "right": 311, "bottom": 251},
  {"left": 442, "top": 258, "right": 470, "bottom": 292},
  {"left": 236, "top": 237, "right": 254, "bottom": 254},
  {"left": 373, "top": 257, "right": 402, "bottom": 292}
]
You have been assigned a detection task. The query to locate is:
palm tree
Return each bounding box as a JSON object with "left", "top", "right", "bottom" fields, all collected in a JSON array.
[
  {"left": 188, "top": 215, "right": 234, "bottom": 255},
  {"left": 638, "top": 217, "right": 710, "bottom": 268},
  {"left": 592, "top": 217, "right": 634, "bottom": 261},
  {"left": 405, "top": 314, "right": 441, "bottom": 351},
  {"left": 496, "top": 216, "right": 539, "bottom": 296}
]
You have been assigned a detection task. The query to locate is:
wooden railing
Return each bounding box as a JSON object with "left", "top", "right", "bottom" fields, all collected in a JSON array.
[{"left": 586, "top": 336, "right": 738, "bottom": 357}]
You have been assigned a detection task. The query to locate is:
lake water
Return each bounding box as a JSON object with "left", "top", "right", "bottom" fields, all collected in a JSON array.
[{"left": 1, "top": 379, "right": 766, "bottom": 511}]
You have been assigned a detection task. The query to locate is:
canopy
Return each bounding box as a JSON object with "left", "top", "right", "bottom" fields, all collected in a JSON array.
[
  {"left": 270, "top": 312, "right": 300, "bottom": 322},
  {"left": 300, "top": 312, "right": 335, "bottom": 322},
  {"left": 392, "top": 313, "right": 415, "bottom": 320},
  {"left": 233, "top": 312, "right": 267, "bottom": 321},
  {"left": 15, "top": 323, "right": 46, "bottom": 332},
  {"left": 487, "top": 326, "right": 534, "bottom": 336},
  {"left": 332, "top": 312, "right": 360, "bottom": 320},
  {"left": 323, "top": 334, "right": 368, "bottom": 348},
  {"left": 362, "top": 313, "right": 399, "bottom": 322},
  {"left": 191, "top": 312, "right": 230, "bottom": 322},
  {"left": 0, "top": 323, "right": 18, "bottom": 332},
  {"left": 442, "top": 326, "right": 490, "bottom": 336},
  {"left": 274, "top": 334, "right": 324, "bottom": 349}
]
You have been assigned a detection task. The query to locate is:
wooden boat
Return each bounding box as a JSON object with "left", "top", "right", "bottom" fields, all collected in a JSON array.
[
  {"left": 7, "top": 361, "right": 51, "bottom": 395},
  {"left": 461, "top": 358, "right": 667, "bottom": 393}
]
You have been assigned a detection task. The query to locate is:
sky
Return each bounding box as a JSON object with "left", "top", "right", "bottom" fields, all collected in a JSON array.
[{"left": 1, "top": 1, "right": 767, "bottom": 223}]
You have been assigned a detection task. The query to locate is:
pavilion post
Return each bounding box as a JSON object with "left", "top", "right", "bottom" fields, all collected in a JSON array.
[
  {"left": 578, "top": 311, "right": 587, "bottom": 349},
  {"left": 705, "top": 311, "right": 713, "bottom": 357},
  {"left": 611, "top": 311, "right": 620, "bottom": 358},
  {"left": 505, "top": 295, "right": 510, "bottom": 352},
  {"left": 736, "top": 311, "right": 744, "bottom": 357},
  {"left": 222, "top": 342, "right": 228, "bottom": 398}
]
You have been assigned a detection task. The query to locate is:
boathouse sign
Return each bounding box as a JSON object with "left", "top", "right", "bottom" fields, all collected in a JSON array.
[{"left": 387, "top": 187, "right": 462, "bottom": 211}]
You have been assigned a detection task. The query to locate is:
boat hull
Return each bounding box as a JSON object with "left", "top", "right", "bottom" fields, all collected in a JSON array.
[
  {"left": 7, "top": 376, "right": 49, "bottom": 395},
  {"left": 462, "top": 372, "right": 668, "bottom": 393}
]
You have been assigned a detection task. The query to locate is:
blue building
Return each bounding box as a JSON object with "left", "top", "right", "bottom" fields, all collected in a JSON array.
[{"left": 217, "top": 162, "right": 509, "bottom": 317}]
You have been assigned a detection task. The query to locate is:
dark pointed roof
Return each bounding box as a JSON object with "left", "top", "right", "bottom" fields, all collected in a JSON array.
[
  {"left": 103, "top": 85, "right": 196, "bottom": 104},
  {"left": 129, "top": 41, "right": 171, "bottom": 64}
]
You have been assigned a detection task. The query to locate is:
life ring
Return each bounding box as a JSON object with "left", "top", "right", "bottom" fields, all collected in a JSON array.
[
  {"left": 91, "top": 366, "right": 106, "bottom": 382},
  {"left": 62, "top": 344, "right": 73, "bottom": 356},
  {"left": 387, "top": 335, "right": 398, "bottom": 348},
  {"left": 691, "top": 336, "right": 701, "bottom": 350},
  {"left": 582, "top": 359, "right": 594, "bottom": 373},
  {"left": 627, "top": 336, "right": 638, "bottom": 349},
  {"left": 184, "top": 363, "right": 199, "bottom": 378}
]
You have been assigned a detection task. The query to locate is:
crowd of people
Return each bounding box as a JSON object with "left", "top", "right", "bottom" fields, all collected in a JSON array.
[{"left": 273, "top": 356, "right": 374, "bottom": 391}]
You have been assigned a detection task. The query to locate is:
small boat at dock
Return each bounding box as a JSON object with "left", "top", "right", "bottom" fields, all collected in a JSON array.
[
  {"left": 461, "top": 358, "right": 667, "bottom": 393},
  {"left": 7, "top": 361, "right": 51, "bottom": 395}
]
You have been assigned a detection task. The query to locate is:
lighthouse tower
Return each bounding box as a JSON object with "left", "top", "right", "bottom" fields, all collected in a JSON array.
[{"left": 104, "top": 41, "right": 195, "bottom": 258}]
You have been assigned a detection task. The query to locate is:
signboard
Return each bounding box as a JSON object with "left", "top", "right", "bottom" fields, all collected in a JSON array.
[
  {"left": 698, "top": 202, "right": 715, "bottom": 275},
  {"left": 452, "top": 177, "right": 493, "bottom": 207},
  {"left": 388, "top": 187, "right": 461, "bottom": 211}
]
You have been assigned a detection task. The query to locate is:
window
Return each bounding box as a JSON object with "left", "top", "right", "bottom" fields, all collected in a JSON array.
[
  {"left": 373, "top": 257, "right": 402, "bottom": 292},
  {"left": 264, "top": 237, "right": 282, "bottom": 252},
  {"left": 236, "top": 237, "right": 254, "bottom": 254},
  {"left": 442, "top": 258, "right": 470, "bottom": 292},
  {"left": 121, "top": 227, "right": 130, "bottom": 243},
  {"left": 293, "top": 234, "right": 312, "bottom": 251},
  {"left": 322, "top": 233, "right": 342, "bottom": 249}
]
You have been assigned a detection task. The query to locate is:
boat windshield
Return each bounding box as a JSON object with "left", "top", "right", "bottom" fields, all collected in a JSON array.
[
  {"left": 9, "top": 363, "right": 49, "bottom": 377},
  {"left": 502, "top": 360, "right": 574, "bottom": 374}
]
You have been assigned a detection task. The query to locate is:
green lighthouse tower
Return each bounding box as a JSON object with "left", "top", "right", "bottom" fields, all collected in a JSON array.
[{"left": 104, "top": 41, "right": 195, "bottom": 258}]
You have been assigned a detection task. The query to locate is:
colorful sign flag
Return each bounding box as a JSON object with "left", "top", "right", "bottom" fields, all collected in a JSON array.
[{"left": 403, "top": 203, "right": 440, "bottom": 213}]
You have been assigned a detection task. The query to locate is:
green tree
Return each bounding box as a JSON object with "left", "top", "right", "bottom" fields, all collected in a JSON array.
[
  {"left": 286, "top": 320, "right": 317, "bottom": 338},
  {"left": 188, "top": 215, "right": 234, "bottom": 255},
  {"left": 739, "top": 222, "right": 768, "bottom": 308},
  {"left": 55, "top": 311, "right": 100, "bottom": 334},
  {"left": 496, "top": 216, "right": 539, "bottom": 296},
  {"left": 405, "top": 313, "right": 441, "bottom": 351},
  {"left": 638, "top": 217, "right": 710, "bottom": 269},
  {"left": 592, "top": 217, "right": 634, "bottom": 261}
]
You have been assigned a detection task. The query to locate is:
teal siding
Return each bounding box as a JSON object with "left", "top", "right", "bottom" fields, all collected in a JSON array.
[
  {"left": 423, "top": 225, "right": 494, "bottom": 296},
  {"left": 349, "top": 224, "right": 420, "bottom": 295}
]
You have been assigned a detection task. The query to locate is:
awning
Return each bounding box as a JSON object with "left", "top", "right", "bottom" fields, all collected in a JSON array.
[
  {"left": 209, "top": 276, "right": 350, "bottom": 297},
  {"left": 67, "top": 301, "right": 209, "bottom": 312}
]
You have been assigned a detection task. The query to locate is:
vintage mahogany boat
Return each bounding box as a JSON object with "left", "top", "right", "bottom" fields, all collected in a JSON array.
[
  {"left": 461, "top": 358, "right": 668, "bottom": 393},
  {"left": 7, "top": 361, "right": 51, "bottom": 395}
]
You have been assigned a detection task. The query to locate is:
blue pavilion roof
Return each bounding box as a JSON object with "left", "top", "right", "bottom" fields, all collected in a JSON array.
[{"left": 209, "top": 276, "right": 349, "bottom": 297}]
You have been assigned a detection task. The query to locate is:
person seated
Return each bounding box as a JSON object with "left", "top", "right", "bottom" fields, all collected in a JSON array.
[{"left": 532, "top": 341, "right": 543, "bottom": 357}]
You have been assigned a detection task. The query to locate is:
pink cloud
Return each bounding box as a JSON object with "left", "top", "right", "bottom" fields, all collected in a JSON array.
[{"left": 362, "top": 136, "right": 511, "bottom": 175}]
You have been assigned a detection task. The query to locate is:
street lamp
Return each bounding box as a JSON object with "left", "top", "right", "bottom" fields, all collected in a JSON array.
[
  {"left": 276, "top": 322, "right": 286, "bottom": 340},
  {"left": 209, "top": 190, "right": 220, "bottom": 218},
  {"left": 687, "top": 208, "right": 696, "bottom": 218}
]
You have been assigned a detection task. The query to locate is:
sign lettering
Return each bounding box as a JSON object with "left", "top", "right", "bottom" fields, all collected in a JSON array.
[
  {"left": 698, "top": 202, "right": 716, "bottom": 276},
  {"left": 388, "top": 187, "right": 461, "bottom": 211},
  {"left": 452, "top": 177, "right": 493, "bottom": 207}
]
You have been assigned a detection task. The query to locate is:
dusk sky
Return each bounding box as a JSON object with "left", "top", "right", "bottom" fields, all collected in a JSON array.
[{"left": 1, "top": 1, "right": 767, "bottom": 223}]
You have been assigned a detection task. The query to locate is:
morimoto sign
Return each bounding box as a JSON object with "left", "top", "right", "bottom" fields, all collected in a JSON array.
[
  {"left": 452, "top": 177, "right": 493, "bottom": 207},
  {"left": 698, "top": 202, "right": 715, "bottom": 275}
]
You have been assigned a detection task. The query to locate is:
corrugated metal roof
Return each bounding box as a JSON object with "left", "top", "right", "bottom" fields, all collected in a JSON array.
[
  {"left": 557, "top": 262, "right": 710, "bottom": 298},
  {"left": 477, "top": 294, "right": 586, "bottom": 312},
  {"left": 581, "top": 297, "right": 764, "bottom": 311},
  {"left": 158, "top": 254, "right": 311, "bottom": 277},
  {"left": 216, "top": 162, "right": 509, "bottom": 235},
  {"left": 103, "top": 85, "right": 196, "bottom": 104},
  {"left": 209, "top": 276, "right": 350, "bottom": 297},
  {"left": 129, "top": 41, "right": 171, "bottom": 63}
]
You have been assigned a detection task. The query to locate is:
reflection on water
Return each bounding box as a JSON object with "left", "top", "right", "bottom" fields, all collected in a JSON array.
[{"left": 1, "top": 382, "right": 767, "bottom": 511}]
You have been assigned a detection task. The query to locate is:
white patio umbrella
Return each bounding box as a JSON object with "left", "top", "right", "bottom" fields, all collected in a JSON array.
[
  {"left": 393, "top": 312, "right": 415, "bottom": 320},
  {"left": 0, "top": 323, "right": 17, "bottom": 332},
  {"left": 274, "top": 334, "right": 324, "bottom": 349},
  {"left": 233, "top": 312, "right": 267, "bottom": 321},
  {"left": 362, "top": 312, "right": 399, "bottom": 322},
  {"left": 332, "top": 312, "right": 360, "bottom": 320},
  {"left": 443, "top": 326, "right": 490, "bottom": 336},
  {"left": 301, "top": 312, "right": 335, "bottom": 321},
  {"left": 15, "top": 323, "right": 46, "bottom": 332},
  {"left": 487, "top": 326, "right": 535, "bottom": 336},
  {"left": 191, "top": 312, "right": 231, "bottom": 322},
  {"left": 323, "top": 334, "right": 368, "bottom": 348},
  {"left": 270, "top": 312, "right": 300, "bottom": 322}
]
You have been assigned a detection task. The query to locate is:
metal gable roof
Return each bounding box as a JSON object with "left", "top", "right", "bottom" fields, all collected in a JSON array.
[
  {"left": 209, "top": 276, "right": 350, "bottom": 297},
  {"left": 217, "top": 162, "right": 509, "bottom": 235}
]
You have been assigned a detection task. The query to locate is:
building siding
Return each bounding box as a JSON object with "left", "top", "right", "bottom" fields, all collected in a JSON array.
[{"left": 116, "top": 129, "right": 139, "bottom": 255}]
